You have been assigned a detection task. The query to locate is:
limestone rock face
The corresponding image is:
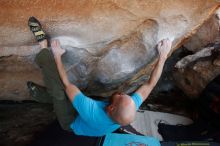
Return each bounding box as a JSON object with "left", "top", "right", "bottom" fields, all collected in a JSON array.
[{"left": 0, "top": 0, "right": 220, "bottom": 100}]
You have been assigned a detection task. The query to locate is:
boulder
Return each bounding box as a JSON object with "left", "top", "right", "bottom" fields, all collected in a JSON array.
[
  {"left": 173, "top": 9, "right": 220, "bottom": 98},
  {"left": 173, "top": 56, "right": 220, "bottom": 98},
  {"left": 0, "top": 0, "right": 220, "bottom": 100},
  {"left": 183, "top": 9, "right": 220, "bottom": 52}
]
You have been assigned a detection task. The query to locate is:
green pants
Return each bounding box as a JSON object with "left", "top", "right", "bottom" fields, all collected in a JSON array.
[{"left": 35, "top": 48, "right": 76, "bottom": 131}]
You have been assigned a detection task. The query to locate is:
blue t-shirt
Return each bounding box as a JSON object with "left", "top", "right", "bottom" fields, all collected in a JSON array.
[{"left": 70, "top": 92, "right": 142, "bottom": 136}]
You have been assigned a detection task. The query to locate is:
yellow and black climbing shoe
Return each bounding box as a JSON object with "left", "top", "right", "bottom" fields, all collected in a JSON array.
[{"left": 28, "top": 16, "right": 47, "bottom": 42}]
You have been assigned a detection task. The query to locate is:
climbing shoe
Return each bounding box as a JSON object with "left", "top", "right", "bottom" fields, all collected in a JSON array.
[
  {"left": 28, "top": 16, "right": 47, "bottom": 42},
  {"left": 27, "top": 81, "right": 52, "bottom": 104}
]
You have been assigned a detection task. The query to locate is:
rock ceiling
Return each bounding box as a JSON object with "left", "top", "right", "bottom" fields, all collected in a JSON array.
[{"left": 0, "top": 0, "right": 220, "bottom": 100}]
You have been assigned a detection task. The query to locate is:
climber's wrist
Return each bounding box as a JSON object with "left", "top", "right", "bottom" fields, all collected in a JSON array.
[{"left": 159, "top": 55, "right": 167, "bottom": 62}]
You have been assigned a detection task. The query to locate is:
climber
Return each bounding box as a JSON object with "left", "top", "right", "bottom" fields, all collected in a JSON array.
[{"left": 27, "top": 16, "right": 172, "bottom": 136}]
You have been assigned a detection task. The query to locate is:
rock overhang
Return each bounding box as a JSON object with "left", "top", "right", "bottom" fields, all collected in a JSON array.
[{"left": 0, "top": 0, "right": 220, "bottom": 100}]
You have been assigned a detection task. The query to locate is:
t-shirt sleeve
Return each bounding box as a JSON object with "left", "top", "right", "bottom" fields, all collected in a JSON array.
[
  {"left": 72, "top": 92, "right": 97, "bottom": 121},
  {"left": 131, "top": 92, "right": 143, "bottom": 110}
]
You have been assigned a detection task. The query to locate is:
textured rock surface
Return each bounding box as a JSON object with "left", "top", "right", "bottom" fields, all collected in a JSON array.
[
  {"left": 173, "top": 9, "right": 220, "bottom": 98},
  {"left": 183, "top": 11, "right": 220, "bottom": 52},
  {"left": 0, "top": 0, "right": 220, "bottom": 100},
  {"left": 173, "top": 54, "right": 220, "bottom": 98}
]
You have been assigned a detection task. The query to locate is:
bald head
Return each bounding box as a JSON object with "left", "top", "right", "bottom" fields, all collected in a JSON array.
[{"left": 107, "top": 93, "right": 136, "bottom": 126}]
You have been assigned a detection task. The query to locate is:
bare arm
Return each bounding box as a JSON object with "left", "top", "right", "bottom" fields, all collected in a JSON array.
[
  {"left": 51, "top": 40, "right": 80, "bottom": 102},
  {"left": 136, "top": 39, "right": 172, "bottom": 102}
]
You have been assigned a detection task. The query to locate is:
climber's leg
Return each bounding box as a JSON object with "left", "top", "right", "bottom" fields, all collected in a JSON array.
[{"left": 28, "top": 16, "right": 76, "bottom": 131}]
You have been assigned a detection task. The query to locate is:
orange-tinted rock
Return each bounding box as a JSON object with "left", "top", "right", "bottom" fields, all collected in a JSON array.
[
  {"left": 0, "top": 0, "right": 220, "bottom": 100},
  {"left": 183, "top": 14, "right": 220, "bottom": 52},
  {"left": 173, "top": 8, "right": 220, "bottom": 98},
  {"left": 0, "top": 0, "right": 219, "bottom": 49}
]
